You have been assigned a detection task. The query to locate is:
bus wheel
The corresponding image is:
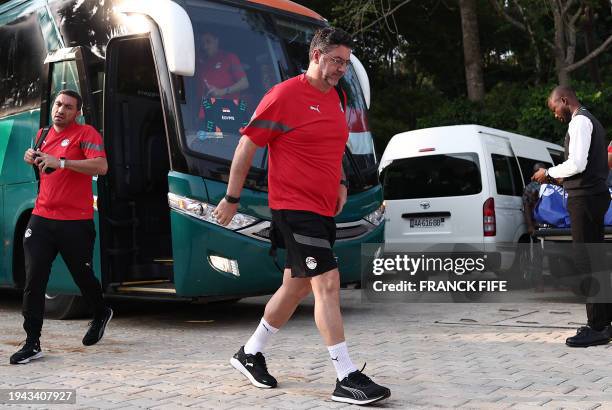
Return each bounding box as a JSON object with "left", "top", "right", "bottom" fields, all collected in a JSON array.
[{"left": 44, "top": 294, "right": 89, "bottom": 320}]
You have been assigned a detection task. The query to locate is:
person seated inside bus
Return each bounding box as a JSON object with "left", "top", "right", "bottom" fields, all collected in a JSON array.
[{"left": 196, "top": 31, "right": 250, "bottom": 137}]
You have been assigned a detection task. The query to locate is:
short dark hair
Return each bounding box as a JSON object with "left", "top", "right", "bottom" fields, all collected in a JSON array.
[
  {"left": 309, "top": 27, "right": 353, "bottom": 60},
  {"left": 57, "top": 89, "right": 83, "bottom": 111},
  {"left": 548, "top": 85, "right": 577, "bottom": 102}
]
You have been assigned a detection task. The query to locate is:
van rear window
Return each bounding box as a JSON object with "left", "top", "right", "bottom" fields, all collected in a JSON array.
[{"left": 382, "top": 153, "right": 482, "bottom": 199}]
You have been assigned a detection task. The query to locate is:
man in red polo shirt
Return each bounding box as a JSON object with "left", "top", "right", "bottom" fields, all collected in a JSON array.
[
  {"left": 196, "top": 32, "right": 250, "bottom": 132},
  {"left": 214, "top": 28, "right": 390, "bottom": 405},
  {"left": 10, "top": 90, "right": 112, "bottom": 365},
  {"left": 197, "top": 31, "right": 249, "bottom": 100}
]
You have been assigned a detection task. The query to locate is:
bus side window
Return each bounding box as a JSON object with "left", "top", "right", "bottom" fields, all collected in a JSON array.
[
  {"left": 48, "top": 60, "right": 82, "bottom": 123},
  {"left": 0, "top": 11, "right": 47, "bottom": 117}
]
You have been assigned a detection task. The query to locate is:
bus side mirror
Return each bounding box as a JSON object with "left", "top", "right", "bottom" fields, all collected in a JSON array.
[
  {"left": 118, "top": 0, "right": 195, "bottom": 76},
  {"left": 350, "top": 55, "right": 370, "bottom": 109}
]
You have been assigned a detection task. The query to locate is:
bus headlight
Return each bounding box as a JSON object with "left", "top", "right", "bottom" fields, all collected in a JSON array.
[
  {"left": 168, "top": 193, "right": 258, "bottom": 230},
  {"left": 364, "top": 204, "right": 385, "bottom": 226}
]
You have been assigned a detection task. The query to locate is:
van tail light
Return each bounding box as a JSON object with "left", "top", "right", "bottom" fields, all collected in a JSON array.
[{"left": 483, "top": 197, "right": 496, "bottom": 236}]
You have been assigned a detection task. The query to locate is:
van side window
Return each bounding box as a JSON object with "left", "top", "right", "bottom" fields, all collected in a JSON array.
[
  {"left": 491, "top": 154, "right": 522, "bottom": 196},
  {"left": 517, "top": 157, "right": 552, "bottom": 185},
  {"left": 547, "top": 149, "right": 564, "bottom": 165},
  {"left": 0, "top": 11, "right": 47, "bottom": 117}
]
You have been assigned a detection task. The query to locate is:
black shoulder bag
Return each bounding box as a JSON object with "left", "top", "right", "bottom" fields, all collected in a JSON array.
[{"left": 32, "top": 127, "right": 52, "bottom": 188}]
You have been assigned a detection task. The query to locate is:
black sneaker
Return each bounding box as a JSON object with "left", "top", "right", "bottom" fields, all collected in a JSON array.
[
  {"left": 230, "top": 346, "right": 277, "bottom": 388},
  {"left": 10, "top": 341, "right": 43, "bottom": 365},
  {"left": 566, "top": 325, "right": 611, "bottom": 347},
  {"left": 82, "top": 307, "right": 113, "bottom": 346},
  {"left": 331, "top": 366, "right": 391, "bottom": 405}
]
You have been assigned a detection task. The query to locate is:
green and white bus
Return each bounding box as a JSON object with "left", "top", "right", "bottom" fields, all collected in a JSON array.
[{"left": 0, "top": 0, "right": 384, "bottom": 318}]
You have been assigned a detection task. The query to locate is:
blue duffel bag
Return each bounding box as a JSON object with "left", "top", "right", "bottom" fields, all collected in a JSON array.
[
  {"left": 605, "top": 188, "right": 612, "bottom": 226},
  {"left": 533, "top": 184, "right": 571, "bottom": 228},
  {"left": 534, "top": 184, "right": 612, "bottom": 227}
]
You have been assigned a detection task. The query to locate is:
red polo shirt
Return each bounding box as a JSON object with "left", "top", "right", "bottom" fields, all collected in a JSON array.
[
  {"left": 32, "top": 122, "right": 106, "bottom": 220},
  {"left": 241, "top": 74, "right": 348, "bottom": 216},
  {"left": 198, "top": 50, "right": 246, "bottom": 101}
]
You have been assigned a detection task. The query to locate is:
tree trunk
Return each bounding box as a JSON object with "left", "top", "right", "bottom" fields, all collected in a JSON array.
[
  {"left": 583, "top": 6, "right": 602, "bottom": 84},
  {"left": 558, "top": 69, "right": 571, "bottom": 86},
  {"left": 551, "top": 2, "right": 570, "bottom": 86},
  {"left": 459, "top": 0, "right": 485, "bottom": 102}
]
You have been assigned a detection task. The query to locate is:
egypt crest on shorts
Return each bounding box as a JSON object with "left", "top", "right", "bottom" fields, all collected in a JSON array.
[{"left": 306, "top": 256, "right": 317, "bottom": 270}]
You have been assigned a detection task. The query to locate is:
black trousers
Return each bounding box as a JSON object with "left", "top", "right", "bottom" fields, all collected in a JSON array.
[
  {"left": 22, "top": 215, "right": 106, "bottom": 342},
  {"left": 567, "top": 192, "right": 612, "bottom": 330}
]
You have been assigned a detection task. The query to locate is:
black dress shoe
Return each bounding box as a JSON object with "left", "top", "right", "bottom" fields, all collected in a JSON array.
[{"left": 566, "top": 326, "right": 611, "bottom": 347}]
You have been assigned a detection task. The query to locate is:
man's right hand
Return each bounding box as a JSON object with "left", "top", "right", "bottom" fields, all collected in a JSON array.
[
  {"left": 212, "top": 198, "right": 239, "bottom": 226},
  {"left": 207, "top": 85, "right": 226, "bottom": 98},
  {"left": 531, "top": 168, "right": 547, "bottom": 183},
  {"left": 24, "top": 148, "right": 37, "bottom": 165}
]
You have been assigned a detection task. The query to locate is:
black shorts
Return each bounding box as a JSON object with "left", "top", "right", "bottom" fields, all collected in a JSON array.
[{"left": 270, "top": 209, "right": 337, "bottom": 278}]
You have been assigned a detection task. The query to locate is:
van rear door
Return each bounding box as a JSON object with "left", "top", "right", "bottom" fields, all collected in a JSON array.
[
  {"left": 382, "top": 152, "right": 485, "bottom": 243},
  {"left": 482, "top": 135, "right": 524, "bottom": 243}
]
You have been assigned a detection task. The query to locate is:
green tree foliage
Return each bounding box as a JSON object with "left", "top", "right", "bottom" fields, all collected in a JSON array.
[
  {"left": 295, "top": 1, "right": 612, "bottom": 150},
  {"left": 417, "top": 81, "right": 612, "bottom": 144}
]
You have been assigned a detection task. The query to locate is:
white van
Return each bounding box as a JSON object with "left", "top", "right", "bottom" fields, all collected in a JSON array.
[{"left": 379, "top": 124, "right": 564, "bottom": 274}]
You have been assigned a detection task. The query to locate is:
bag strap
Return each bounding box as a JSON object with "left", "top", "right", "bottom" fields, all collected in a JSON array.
[
  {"left": 32, "top": 126, "right": 51, "bottom": 185},
  {"left": 34, "top": 127, "right": 51, "bottom": 151}
]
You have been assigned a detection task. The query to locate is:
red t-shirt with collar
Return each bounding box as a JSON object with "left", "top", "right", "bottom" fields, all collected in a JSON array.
[
  {"left": 33, "top": 122, "right": 106, "bottom": 220},
  {"left": 241, "top": 74, "right": 348, "bottom": 216}
]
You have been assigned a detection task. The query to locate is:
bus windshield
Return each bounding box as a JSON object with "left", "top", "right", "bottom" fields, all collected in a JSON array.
[
  {"left": 181, "top": 1, "right": 286, "bottom": 171},
  {"left": 180, "top": 1, "right": 377, "bottom": 192}
]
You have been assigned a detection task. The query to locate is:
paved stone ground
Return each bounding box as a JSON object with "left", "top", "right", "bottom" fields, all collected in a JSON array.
[{"left": 1, "top": 289, "right": 611, "bottom": 409}]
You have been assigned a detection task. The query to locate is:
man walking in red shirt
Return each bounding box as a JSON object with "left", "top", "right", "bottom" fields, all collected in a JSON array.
[
  {"left": 214, "top": 28, "right": 390, "bottom": 405},
  {"left": 11, "top": 90, "right": 112, "bottom": 365}
]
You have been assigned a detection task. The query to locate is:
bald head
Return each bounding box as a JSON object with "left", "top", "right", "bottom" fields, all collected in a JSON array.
[
  {"left": 547, "top": 85, "right": 580, "bottom": 123},
  {"left": 548, "top": 86, "right": 578, "bottom": 104}
]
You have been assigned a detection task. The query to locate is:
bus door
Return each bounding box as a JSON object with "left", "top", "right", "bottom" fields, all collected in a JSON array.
[
  {"left": 41, "top": 47, "right": 104, "bottom": 297},
  {"left": 102, "top": 34, "right": 175, "bottom": 294}
]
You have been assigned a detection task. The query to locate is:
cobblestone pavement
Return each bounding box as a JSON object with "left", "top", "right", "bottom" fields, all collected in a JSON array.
[{"left": 1, "top": 289, "right": 611, "bottom": 409}]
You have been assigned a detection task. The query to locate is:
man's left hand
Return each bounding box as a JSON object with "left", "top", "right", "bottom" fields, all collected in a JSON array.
[
  {"left": 335, "top": 185, "right": 348, "bottom": 216},
  {"left": 532, "top": 168, "right": 548, "bottom": 183},
  {"left": 34, "top": 151, "right": 60, "bottom": 173}
]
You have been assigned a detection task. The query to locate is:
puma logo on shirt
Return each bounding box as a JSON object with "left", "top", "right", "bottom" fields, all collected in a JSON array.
[{"left": 309, "top": 105, "right": 321, "bottom": 114}]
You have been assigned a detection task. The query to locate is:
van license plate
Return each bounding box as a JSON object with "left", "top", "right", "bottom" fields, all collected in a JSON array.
[{"left": 410, "top": 217, "right": 444, "bottom": 228}]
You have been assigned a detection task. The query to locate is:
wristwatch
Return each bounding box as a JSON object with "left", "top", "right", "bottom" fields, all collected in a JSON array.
[
  {"left": 60, "top": 157, "right": 66, "bottom": 169},
  {"left": 340, "top": 179, "right": 349, "bottom": 188},
  {"left": 224, "top": 194, "right": 240, "bottom": 203}
]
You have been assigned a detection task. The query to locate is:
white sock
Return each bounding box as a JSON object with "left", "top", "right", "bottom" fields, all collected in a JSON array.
[
  {"left": 244, "top": 318, "right": 279, "bottom": 355},
  {"left": 328, "top": 341, "right": 358, "bottom": 380}
]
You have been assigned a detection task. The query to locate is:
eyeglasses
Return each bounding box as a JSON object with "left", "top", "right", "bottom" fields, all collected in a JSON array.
[{"left": 322, "top": 52, "right": 351, "bottom": 68}]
